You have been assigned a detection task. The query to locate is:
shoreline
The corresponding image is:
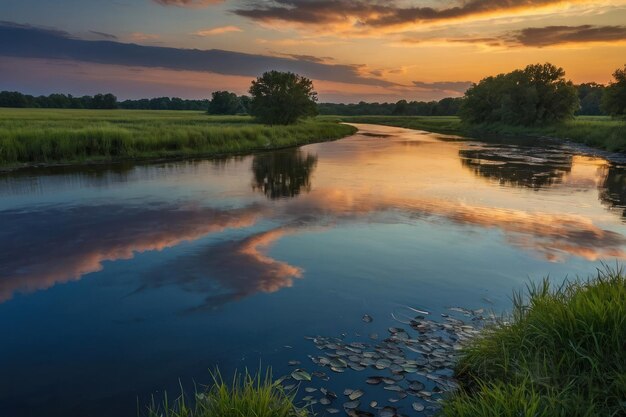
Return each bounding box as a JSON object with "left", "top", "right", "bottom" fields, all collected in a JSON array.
[
  {"left": 333, "top": 115, "right": 626, "bottom": 161},
  {"left": 0, "top": 109, "right": 357, "bottom": 173},
  {"left": 0, "top": 135, "right": 351, "bottom": 174}
]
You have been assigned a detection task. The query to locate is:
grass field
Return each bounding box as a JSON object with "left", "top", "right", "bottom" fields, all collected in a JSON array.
[
  {"left": 443, "top": 268, "right": 626, "bottom": 417},
  {"left": 332, "top": 115, "right": 626, "bottom": 152},
  {"left": 0, "top": 109, "right": 356, "bottom": 168}
]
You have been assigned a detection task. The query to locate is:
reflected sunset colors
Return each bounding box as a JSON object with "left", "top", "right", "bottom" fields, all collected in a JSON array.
[
  {"left": 1, "top": 124, "right": 625, "bottom": 307},
  {"left": 2, "top": 125, "right": 626, "bottom": 417}
]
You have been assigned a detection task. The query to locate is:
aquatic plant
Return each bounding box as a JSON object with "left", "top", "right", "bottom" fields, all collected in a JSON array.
[
  {"left": 141, "top": 368, "right": 307, "bottom": 417},
  {"left": 443, "top": 266, "right": 626, "bottom": 417}
]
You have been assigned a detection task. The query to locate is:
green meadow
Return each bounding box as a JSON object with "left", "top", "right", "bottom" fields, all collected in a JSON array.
[
  {"left": 331, "top": 115, "right": 626, "bottom": 152},
  {"left": 0, "top": 108, "right": 356, "bottom": 168}
]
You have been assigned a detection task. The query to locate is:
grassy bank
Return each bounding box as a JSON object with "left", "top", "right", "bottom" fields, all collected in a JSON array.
[
  {"left": 142, "top": 369, "right": 306, "bottom": 417},
  {"left": 0, "top": 108, "right": 356, "bottom": 168},
  {"left": 443, "top": 268, "right": 626, "bottom": 417},
  {"left": 333, "top": 115, "right": 626, "bottom": 152}
]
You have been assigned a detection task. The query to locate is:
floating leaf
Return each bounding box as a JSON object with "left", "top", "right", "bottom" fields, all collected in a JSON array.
[
  {"left": 412, "top": 402, "right": 425, "bottom": 412},
  {"left": 349, "top": 390, "right": 364, "bottom": 400},
  {"left": 366, "top": 377, "right": 383, "bottom": 385},
  {"left": 343, "top": 400, "right": 360, "bottom": 409},
  {"left": 379, "top": 406, "right": 396, "bottom": 417},
  {"left": 291, "top": 369, "right": 311, "bottom": 381}
]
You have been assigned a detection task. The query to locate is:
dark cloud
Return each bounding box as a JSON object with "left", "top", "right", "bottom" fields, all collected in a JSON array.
[
  {"left": 412, "top": 81, "right": 472, "bottom": 94},
  {"left": 0, "top": 22, "right": 395, "bottom": 87},
  {"left": 512, "top": 25, "right": 626, "bottom": 47},
  {"left": 401, "top": 25, "right": 626, "bottom": 48},
  {"left": 89, "top": 30, "right": 118, "bottom": 40},
  {"left": 233, "top": 0, "right": 566, "bottom": 28}
]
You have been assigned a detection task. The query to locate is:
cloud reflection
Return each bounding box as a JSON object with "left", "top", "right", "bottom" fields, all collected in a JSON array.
[
  {"left": 0, "top": 204, "right": 261, "bottom": 303},
  {"left": 2, "top": 126, "right": 626, "bottom": 306},
  {"left": 141, "top": 227, "right": 304, "bottom": 310}
]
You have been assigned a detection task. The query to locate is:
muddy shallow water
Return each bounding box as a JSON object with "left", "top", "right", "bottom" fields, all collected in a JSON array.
[{"left": 1, "top": 124, "right": 625, "bottom": 416}]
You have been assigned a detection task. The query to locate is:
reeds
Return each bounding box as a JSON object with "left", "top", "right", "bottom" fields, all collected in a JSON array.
[
  {"left": 331, "top": 115, "right": 626, "bottom": 151},
  {"left": 443, "top": 266, "right": 626, "bottom": 417},
  {"left": 0, "top": 109, "right": 356, "bottom": 166},
  {"left": 141, "top": 368, "right": 307, "bottom": 417}
]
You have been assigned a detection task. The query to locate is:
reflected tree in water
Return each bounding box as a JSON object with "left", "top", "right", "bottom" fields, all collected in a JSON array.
[
  {"left": 252, "top": 149, "right": 318, "bottom": 199},
  {"left": 459, "top": 145, "right": 572, "bottom": 189},
  {"left": 599, "top": 165, "right": 626, "bottom": 220}
]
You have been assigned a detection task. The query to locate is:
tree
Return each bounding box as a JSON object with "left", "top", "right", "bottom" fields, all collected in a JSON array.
[
  {"left": 602, "top": 65, "right": 626, "bottom": 117},
  {"left": 460, "top": 63, "right": 579, "bottom": 126},
  {"left": 207, "top": 91, "right": 241, "bottom": 115},
  {"left": 92, "top": 93, "right": 117, "bottom": 109},
  {"left": 238, "top": 95, "right": 251, "bottom": 114},
  {"left": 577, "top": 83, "right": 605, "bottom": 115},
  {"left": 392, "top": 100, "right": 409, "bottom": 115},
  {"left": 249, "top": 71, "right": 318, "bottom": 125}
]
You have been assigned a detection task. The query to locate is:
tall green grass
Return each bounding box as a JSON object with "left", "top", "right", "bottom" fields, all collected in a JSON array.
[
  {"left": 331, "top": 115, "right": 626, "bottom": 152},
  {"left": 141, "top": 369, "right": 307, "bottom": 417},
  {"left": 0, "top": 109, "right": 356, "bottom": 167},
  {"left": 325, "top": 115, "right": 463, "bottom": 136},
  {"left": 443, "top": 267, "right": 626, "bottom": 417}
]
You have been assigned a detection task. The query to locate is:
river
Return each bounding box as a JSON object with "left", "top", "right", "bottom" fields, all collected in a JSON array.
[{"left": 1, "top": 124, "right": 625, "bottom": 416}]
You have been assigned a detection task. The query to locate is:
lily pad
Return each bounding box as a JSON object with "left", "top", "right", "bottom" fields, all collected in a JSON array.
[{"left": 291, "top": 369, "right": 311, "bottom": 381}]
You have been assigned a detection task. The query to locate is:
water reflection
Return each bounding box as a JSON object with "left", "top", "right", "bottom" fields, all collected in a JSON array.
[
  {"left": 600, "top": 165, "right": 626, "bottom": 220},
  {"left": 0, "top": 204, "right": 262, "bottom": 303},
  {"left": 142, "top": 227, "right": 305, "bottom": 311},
  {"left": 252, "top": 149, "right": 317, "bottom": 199},
  {"left": 1, "top": 125, "right": 626, "bottom": 308},
  {"left": 459, "top": 144, "right": 572, "bottom": 189}
]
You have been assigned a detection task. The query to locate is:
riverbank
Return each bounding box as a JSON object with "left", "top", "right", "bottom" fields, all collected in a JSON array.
[
  {"left": 144, "top": 269, "right": 625, "bottom": 417},
  {"left": 331, "top": 115, "right": 626, "bottom": 153},
  {"left": 444, "top": 268, "right": 626, "bottom": 417},
  {"left": 0, "top": 109, "right": 356, "bottom": 170}
]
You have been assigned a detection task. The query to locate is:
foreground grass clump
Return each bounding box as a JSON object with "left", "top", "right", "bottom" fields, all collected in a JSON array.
[
  {"left": 443, "top": 268, "right": 626, "bottom": 417},
  {"left": 142, "top": 369, "right": 307, "bottom": 417},
  {"left": 0, "top": 109, "right": 356, "bottom": 167}
]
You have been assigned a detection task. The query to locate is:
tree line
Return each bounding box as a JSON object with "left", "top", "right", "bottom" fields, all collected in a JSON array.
[
  {"left": 0, "top": 91, "right": 210, "bottom": 111},
  {"left": 1, "top": 64, "right": 624, "bottom": 122},
  {"left": 460, "top": 63, "right": 625, "bottom": 125}
]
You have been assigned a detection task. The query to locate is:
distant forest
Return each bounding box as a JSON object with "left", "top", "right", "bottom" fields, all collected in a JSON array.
[{"left": 0, "top": 83, "right": 609, "bottom": 115}]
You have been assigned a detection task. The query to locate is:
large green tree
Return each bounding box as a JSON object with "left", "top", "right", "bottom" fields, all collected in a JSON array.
[
  {"left": 249, "top": 71, "right": 318, "bottom": 125},
  {"left": 602, "top": 65, "right": 626, "bottom": 117},
  {"left": 207, "top": 91, "right": 241, "bottom": 115},
  {"left": 460, "top": 63, "right": 579, "bottom": 126}
]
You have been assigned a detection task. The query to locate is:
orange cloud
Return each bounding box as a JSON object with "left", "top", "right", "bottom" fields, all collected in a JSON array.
[
  {"left": 233, "top": 0, "right": 615, "bottom": 36},
  {"left": 194, "top": 26, "right": 243, "bottom": 36}
]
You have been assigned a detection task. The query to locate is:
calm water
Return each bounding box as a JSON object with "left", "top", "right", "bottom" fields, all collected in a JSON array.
[{"left": 1, "top": 124, "right": 625, "bottom": 417}]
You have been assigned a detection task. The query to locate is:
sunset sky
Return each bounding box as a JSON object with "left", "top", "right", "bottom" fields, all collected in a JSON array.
[{"left": 1, "top": 0, "right": 625, "bottom": 102}]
